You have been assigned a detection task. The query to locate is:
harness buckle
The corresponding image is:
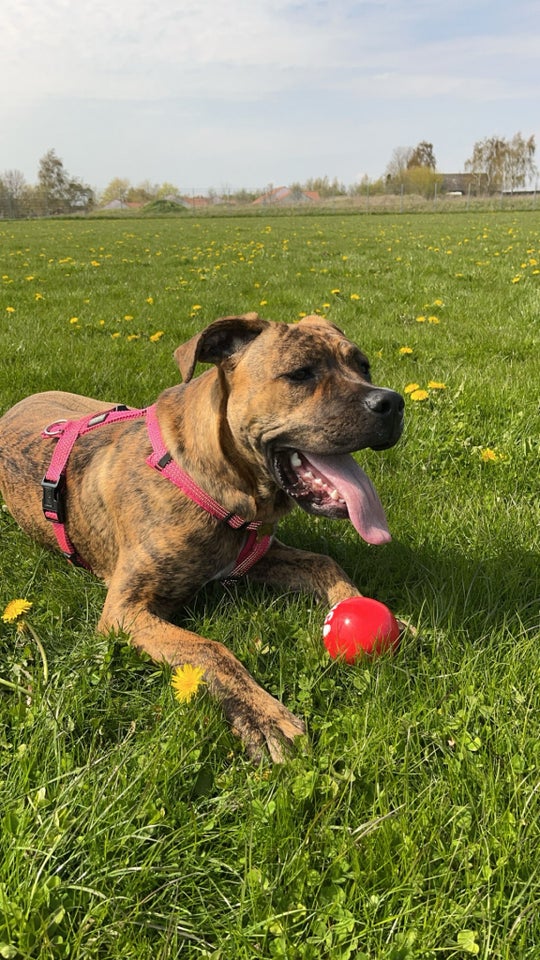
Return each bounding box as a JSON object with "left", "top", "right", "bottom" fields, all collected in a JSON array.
[{"left": 41, "top": 477, "right": 65, "bottom": 523}]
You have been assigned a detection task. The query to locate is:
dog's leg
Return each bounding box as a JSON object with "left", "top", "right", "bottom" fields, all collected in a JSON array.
[
  {"left": 249, "top": 540, "right": 413, "bottom": 637},
  {"left": 247, "top": 539, "right": 362, "bottom": 607},
  {"left": 98, "top": 582, "right": 305, "bottom": 763}
]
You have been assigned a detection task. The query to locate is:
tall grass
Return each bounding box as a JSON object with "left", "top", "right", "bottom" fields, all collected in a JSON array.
[{"left": 0, "top": 211, "right": 539, "bottom": 958}]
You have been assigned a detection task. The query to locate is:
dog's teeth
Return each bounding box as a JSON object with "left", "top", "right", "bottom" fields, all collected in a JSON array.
[
  {"left": 314, "top": 478, "right": 324, "bottom": 487},
  {"left": 330, "top": 489, "right": 341, "bottom": 501},
  {"left": 304, "top": 470, "right": 314, "bottom": 480},
  {"left": 290, "top": 452, "right": 302, "bottom": 468}
]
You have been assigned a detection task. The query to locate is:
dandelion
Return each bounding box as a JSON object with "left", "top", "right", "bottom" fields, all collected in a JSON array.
[
  {"left": 146, "top": 296, "right": 154, "bottom": 304},
  {"left": 90, "top": 260, "right": 100, "bottom": 267},
  {"left": 480, "top": 448, "right": 498, "bottom": 462},
  {"left": 6, "top": 306, "right": 15, "bottom": 313},
  {"left": 34, "top": 293, "right": 43, "bottom": 301},
  {"left": 172, "top": 664, "right": 205, "bottom": 703},
  {"left": 415, "top": 315, "right": 426, "bottom": 323},
  {"left": 404, "top": 383, "right": 420, "bottom": 394},
  {"left": 427, "top": 380, "right": 446, "bottom": 390},
  {"left": 127, "top": 334, "right": 140, "bottom": 342},
  {"left": 331, "top": 288, "right": 341, "bottom": 295},
  {"left": 399, "top": 346, "right": 413, "bottom": 355},
  {"left": 511, "top": 276, "right": 522, "bottom": 284},
  {"left": 69, "top": 317, "right": 79, "bottom": 324},
  {"left": 350, "top": 293, "right": 360, "bottom": 301},
  {"left": 432, "top": 298, "right": 444, "bottom": 307},
  {"left": 409, "top": 389, "right": 429, "bottom": 402},
  {"left": 259, "top": 299, "right": 268, "bottom": 306},
  {"left": 124, "top": 314, "right": 134, "bottom": 321},
  {"left": 149, "top": 331, "right": 164, "bottom": 342},
  {"left": 2, "top": 599, "right": 32, "bottom": 623},
  {"left": 427, "top": 315, "right": 440, "bottom": 324}
]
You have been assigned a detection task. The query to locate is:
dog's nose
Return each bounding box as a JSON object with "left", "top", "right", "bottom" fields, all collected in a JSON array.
[{"left": 364, "top": 388, "right": 404, "bottom": 419}]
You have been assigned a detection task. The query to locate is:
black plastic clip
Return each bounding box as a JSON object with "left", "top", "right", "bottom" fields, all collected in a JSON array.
[{"left": 41, "top": 477, "right": 65, "bottom": 523}]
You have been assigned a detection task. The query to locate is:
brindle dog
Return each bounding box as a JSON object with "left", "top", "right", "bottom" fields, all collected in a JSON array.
[{"left": 0, "top": 314, "right": 404, "bottom": 761}]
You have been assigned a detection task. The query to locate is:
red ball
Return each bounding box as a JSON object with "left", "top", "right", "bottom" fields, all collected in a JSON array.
[{"left": 323, "top": 597, "right": 401, "bottom": 662}]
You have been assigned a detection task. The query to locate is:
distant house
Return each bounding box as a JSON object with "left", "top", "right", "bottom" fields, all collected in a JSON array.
[
  {"left": 99, "top": 199, "right": 144, "bottom": 211},
  {"left": 441, "top": 173, "right": 488, "bottom": 196},
  {"left": 177, "top": 195, "right": 211, "bottom": 209},
  {"left": 253, "top": 186, "right": 320, "bottom": 206}
]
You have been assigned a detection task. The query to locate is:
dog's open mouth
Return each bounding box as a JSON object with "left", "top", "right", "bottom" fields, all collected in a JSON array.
[{"left": 272, "top": 449, "right": 391, "bottom": 545}]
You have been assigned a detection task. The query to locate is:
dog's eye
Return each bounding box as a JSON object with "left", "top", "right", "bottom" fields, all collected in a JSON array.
[{"left": 285, "top": 366, "right": 315, "bottom": 383}]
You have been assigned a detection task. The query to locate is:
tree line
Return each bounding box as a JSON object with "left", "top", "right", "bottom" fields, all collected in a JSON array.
[{"left": 0, "top": 134, "right": 537, "bottom": 219}]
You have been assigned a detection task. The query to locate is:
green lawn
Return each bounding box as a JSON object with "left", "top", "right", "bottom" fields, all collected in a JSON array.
[{"left": 0, "top": 211, "right": 539, "bottom": 959}]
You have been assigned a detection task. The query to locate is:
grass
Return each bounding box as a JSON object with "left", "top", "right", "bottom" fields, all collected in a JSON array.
[{"left": 0, "top": 210, "right": 539, "bottom": 959}]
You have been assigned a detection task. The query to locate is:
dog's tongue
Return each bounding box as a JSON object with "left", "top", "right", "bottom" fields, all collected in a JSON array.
[{"left": 305, "top": 452, "right": 391, "bottom": 545}]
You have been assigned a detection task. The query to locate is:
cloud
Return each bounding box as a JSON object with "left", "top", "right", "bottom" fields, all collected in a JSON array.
[{"left": 1, "top": 0, "right": 539, "bottom": 187}]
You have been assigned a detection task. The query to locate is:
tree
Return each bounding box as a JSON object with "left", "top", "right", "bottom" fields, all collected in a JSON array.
[
  {"left": 37, "top": 149, "right": 94, "bottom": 213},
  {"left": 465, "top": 133, "right": 536, "bottom": 194},
  {"left": 505, "top": 133, "right": 536, "bottom": 192},
  {"left": 156, "top": 181, "right": 181, "bottom": 199},
  {"left": 38, "top": 149, "right": 69, "bottom": 212},
  {"left": 385, "top": 143, "right": 440, "bottom": 197},
  {"left": 0, "top": 169, "right": 27, "bottom": 217},
  {"left": 385, "top": 146, "right": 414, "bottom": 187},
  {"left": 100, "top": 178, "right": 131, "bottom": 206},
  {"left": 407, "top": 141, "right": 436, "bottom": 170}
]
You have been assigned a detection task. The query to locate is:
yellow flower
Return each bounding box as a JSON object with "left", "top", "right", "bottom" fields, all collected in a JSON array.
[
  {"left": 410, "top": 389, "right": 429, "bottom": 402},
  {"left": 90, "top": 260, "right": 100, "bottom": 267},
  {"left": 399, "top": 346, "right": 413, "bottom": 355},
  {"left": 404, "top": 382, "right": 420, "bottom": 394},
  {"left": 124, "top": 314, "right": 134, "bottom": 321},
  {"left": 149, "top": 331, "right": 164, "bottom": 342},
  {"left": 331, "top": 288, "right": 340, "bottom": 295},
  {"left": 146, "top": 296, "right": 154, "bottom": 304},
  {"left": 172, "top": 664, "right": 205, "bottom": 703},
  {"left": 259, "top": 299, "right": 268, "bottom": 306},
  {"left": 6, "top": 306, "right": 15, "bottom": 313},
  {"left": 350, "top": 293, "right": 360, "bottom": 301},
  {"left": 69, "top": 317, "right": 79, "bottom": 324},
  {"left": 35, "top": 293, "right": 44, "bottom": 301},
  {"left": 511, "top": 276, "right": 522, "bottom": 284},
  {"left": 415, "top": 315, "right": 426, "bottom": 323},
  {"left": 427, "top": 315, "right": 440, "bottom": 324},
  {"left": 427, "top": 380, "right": 446, "bottom": 389},
  {"left": 432, "top": 299, "right": 444, "bottom": 307},
  {"left": 2, "top": 599, "right": 32, "bottom": 623},
  {"left": 480, "top": 448, "right": 498, "bottom": 462}
]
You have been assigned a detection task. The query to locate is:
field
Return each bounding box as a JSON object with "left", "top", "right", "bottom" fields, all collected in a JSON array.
[{"left": 0, "top": 210, "right": 539, "bottom": 959}]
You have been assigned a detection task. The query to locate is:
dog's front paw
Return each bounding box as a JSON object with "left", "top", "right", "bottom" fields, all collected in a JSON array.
[{"left": 224, "top": 690, "right": 306, "bottom": 764}]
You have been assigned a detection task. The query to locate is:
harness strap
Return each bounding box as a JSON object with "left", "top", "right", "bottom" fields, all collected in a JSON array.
[
  {"left": 41, "top": 406, "right": 146, "bottom": 567},
  {"left": 41, "top": 404, "right": 274, "bottom": 578},
  {"left": 144, "top": 404, "right": 274, "bottom": 578}
]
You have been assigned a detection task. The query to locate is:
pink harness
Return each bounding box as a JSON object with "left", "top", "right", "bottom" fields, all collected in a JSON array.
[{"left": 41, "top": 404, "right": 274, "bottom": 579}]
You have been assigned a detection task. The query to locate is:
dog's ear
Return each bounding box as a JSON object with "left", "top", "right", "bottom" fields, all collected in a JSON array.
[{"left": 174, "top": 313, "right": 270, "bottom": 382}]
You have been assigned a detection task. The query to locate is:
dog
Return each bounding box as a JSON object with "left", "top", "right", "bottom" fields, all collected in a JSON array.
[{"left": 0, "top": 314, "right": 404, "bottom": 761}]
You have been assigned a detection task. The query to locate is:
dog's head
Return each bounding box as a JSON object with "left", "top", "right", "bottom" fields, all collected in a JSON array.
[{"left": 174, "top": 314, "right": 404, "bottom": 544}]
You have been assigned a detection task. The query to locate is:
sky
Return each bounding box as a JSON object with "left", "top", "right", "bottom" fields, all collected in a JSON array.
[{"left": 1, "top": 0, "right": 539, "bottom": 196}]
